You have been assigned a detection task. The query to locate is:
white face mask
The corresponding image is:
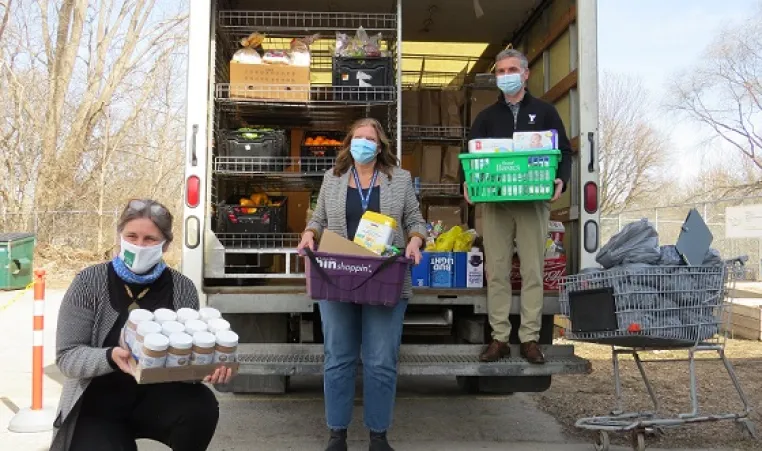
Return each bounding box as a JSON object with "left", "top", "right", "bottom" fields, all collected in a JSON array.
[{"left": 119, "top": 238, "right": 165, "bottom": 274}]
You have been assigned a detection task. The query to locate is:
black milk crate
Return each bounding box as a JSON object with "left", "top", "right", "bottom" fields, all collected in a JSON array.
[
  {"left": 332, "top": 57, "right": 394, "bottom": 102},
  {"left": 300, "top": 131, "right": 344, "bottom": 172},
  {"left": 220, "top": 129, "right": 289, "bottom": 160},
  {"left": 216, "top": 196, "right": 288, "bottom": 234}
]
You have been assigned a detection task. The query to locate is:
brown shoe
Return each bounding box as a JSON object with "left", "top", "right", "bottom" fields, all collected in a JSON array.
[
  {"left": 520, "top": 341, "right": 546, "bottom": 364},
  {"left": 479, "top": 340, "right": 510, "bottom": 362}
]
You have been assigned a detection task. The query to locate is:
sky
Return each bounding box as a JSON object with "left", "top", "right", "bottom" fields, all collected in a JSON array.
[{"left": 597, "top": 0, "right": 760, "bottom": 182}]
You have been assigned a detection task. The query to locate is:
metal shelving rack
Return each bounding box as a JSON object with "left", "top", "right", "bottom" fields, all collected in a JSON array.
[{"left": 210, "top": 5, "right": 402, "bottom": 280}]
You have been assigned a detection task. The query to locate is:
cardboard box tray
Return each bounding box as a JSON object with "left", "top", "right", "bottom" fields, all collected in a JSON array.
[{"left": 128, "top": 357, "right": 239, "bottom": 384}]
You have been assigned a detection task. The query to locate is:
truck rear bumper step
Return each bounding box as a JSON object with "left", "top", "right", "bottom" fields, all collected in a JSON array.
[{"left": 234, "top": 344, "right": 592, "bottom": 377}]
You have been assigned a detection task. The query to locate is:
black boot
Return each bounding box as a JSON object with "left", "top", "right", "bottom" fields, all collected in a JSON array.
[
  {"left": 369, "top": 431, "right": 394, "bottom": 451},
  {"left": 325, "top": 429, "right": 348, "bottom": 451}
]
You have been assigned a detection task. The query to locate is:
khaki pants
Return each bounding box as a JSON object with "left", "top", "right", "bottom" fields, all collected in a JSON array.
[{"left": 482, "top": 201, "right": 549, "bottom": 343}]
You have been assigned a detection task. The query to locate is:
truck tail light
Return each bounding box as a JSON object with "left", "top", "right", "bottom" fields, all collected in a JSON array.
[
  {"left": 584, "top": 182, "right": 598, "bottom": 214},
  {"left": 186, "top": 175, "right": 200, "bottom": 208}
]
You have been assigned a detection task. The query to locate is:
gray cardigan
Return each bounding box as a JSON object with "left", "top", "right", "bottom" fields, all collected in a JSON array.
[
  {"left": 306, "top": 165, "right": 427, "bottom": 299},
  {"left": 50, "top": 262, "right": 200, "bottom": 451}
]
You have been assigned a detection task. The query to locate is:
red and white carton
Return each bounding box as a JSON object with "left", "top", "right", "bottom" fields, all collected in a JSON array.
[{"left": 508, "top": 221, "right": 567, "bottom": 291}]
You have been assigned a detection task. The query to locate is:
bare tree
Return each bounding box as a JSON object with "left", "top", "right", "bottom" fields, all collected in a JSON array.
[
  {"left": 670, "top": 8, "right": 762, "bottom": 176},
  {"left": 598, "top": 72, "right": 669, "bottom": 215}
]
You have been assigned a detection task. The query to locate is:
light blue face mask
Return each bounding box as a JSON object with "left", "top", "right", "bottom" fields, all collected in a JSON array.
[
  {"left": 496, "top": 73, "right": 524, "bottom": 95},
  {"left": 350, "top": 138, "right": 378, "bottom": 164}
]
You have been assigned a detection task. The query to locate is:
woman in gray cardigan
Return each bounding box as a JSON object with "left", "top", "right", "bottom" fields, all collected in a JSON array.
[
  {"left": 298, "top": 118, "right": 427, "bottom": 451},
  {"left": 51, "top": 199, "right": 232, "bottom": 451}
]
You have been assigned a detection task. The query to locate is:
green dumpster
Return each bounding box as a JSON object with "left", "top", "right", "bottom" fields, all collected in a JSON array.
[{"left": 0, "top": 233, "right": 35, "bottom": 290}]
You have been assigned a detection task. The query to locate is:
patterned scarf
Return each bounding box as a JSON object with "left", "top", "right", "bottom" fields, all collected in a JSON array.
[{"left": 111, "top": 256, "right": 167, "bottom": 285}]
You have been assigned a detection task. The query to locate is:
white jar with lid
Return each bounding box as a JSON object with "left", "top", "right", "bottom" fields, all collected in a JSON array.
[
  {"left": 124, "top": 309, "right": 153, "bottom": 350},
  {"left": 153, "top": 308, "right": 177, "bottom": 324},
  {"left": 185, "top": 319, "right": 208, "bottom": 335},
  {"left": 191, "top": 332, "right": 216, "bottom": 365},
  {"left": 207, "top": 318, "right": 231, "bottom": 334},
  {"left": 140, "top": 333, "right": 169, "bottom": 369},
  {"left": 176, "top": 308, "right": 200, "bottom": 324},
  {"left": 166, "top": 332, "right": 193, "bottom": 367},
  {"left": 199, "top": 307, "right": 221, "bottom": 323},
  {"left": 161, "top": 320, "right": 185, "bottom": 337},
  {"left": 214, "top": 330, "right": 239, "bottom": 364},
  {"left": 135, "top": 321, "right": 162, "bottom": 360}
]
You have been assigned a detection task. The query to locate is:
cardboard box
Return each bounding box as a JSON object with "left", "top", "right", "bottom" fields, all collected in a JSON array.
[
  {"left": 468, "top": 138, "right": 514, "bottom": 153},
  {"left": 440, "top": 90, "right": 465, "bottom": 137},
  {"left": 120, "top": 334, "right": 239, "bottom": 384},
  {"left": 318, "top": 230, "right": 376, "bottom": 257},
  {"left": 229, "top": 62, "right": 310, "bottom": 102},
  {"left": 401, "top": 90, "right": 421, "bottom": 125},
  {"left": 420, "top": 145, "right": 443, "bottom": 183},
  {"left": 420, "top": 89, "right": 442, "bottom": 126},
  {"left": 510, "top": 256, "right": 567, "bottom": 292},
  {"left": 129, "top": 359, "right": 239, "bottom": 384},
  {"left": 469, "top": 89, "right": 498, "bottom": 126},
  {"left": 467, "top": 248, "right": 484, "bottom": 288},
  {"left": 427, "top": 205, "right": 465, "bottom": 230},
  {"left": 429, "top": 252, "right": 467, "bottom": 288},
  {"left": 441, "top": 146, "right": 462, "bottom": 183},
  {"left": 513, "top": 130, "right": 558, "bottom": 151}
]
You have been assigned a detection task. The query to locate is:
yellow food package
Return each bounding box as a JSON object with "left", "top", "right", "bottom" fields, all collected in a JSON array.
[{"left": 354, "top": 211, "right": 398, "bottom": 255}]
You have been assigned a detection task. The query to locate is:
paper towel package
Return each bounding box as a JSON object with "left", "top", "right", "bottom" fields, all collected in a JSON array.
[
  {"left": 468, "top": 138, "right": 513, "bottom": 153},
  {"left": 512, "top": 130, "right": 558, "bottom": 151}
]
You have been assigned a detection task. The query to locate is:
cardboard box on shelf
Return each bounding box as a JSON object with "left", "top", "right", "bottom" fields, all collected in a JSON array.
[
  {"left": 401, "top": 142, "right": 422, "bottom": 177},
  {"left": 229, "top": 62, "right": 310, "bottom": 102},
  {"left": 469, "top": 89, "right": 498, "bottom": 126},
  {"left": 420, "top": 145, "right": 443, "bottom": 183},
  {"left": 420, "top": 89, "right": 442, "bottom": 126},
  {"left": 441, "top": 146, "right": 462, "bottom": 183},
  {"left": 401, "top": 90, "right": 421, "bottom": 125},
  {"left": 440, "top": 90, "right": 465, "bottom": 137}
]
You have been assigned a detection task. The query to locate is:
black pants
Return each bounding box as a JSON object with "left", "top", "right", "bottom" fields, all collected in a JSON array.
[{"left": 70, "top": 382, "right": 219, "bottom": 451}]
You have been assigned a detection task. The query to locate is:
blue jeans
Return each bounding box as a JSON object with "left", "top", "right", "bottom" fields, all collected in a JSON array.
[{"left": 319, "top": 299, "right": 408, "bottom": 433}]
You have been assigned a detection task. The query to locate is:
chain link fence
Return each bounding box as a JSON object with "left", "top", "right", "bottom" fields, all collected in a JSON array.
[{"left": 602, "top": 196, "right": 762, "bottom": 281}]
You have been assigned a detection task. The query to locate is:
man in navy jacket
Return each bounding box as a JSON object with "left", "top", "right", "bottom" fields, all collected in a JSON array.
[{"left": 464, "top": 49, "right": 572, "bottom": 364}]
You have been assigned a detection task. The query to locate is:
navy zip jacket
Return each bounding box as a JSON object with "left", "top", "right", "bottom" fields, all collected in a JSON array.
[{"left": 461, "top": 90, "right": 573, "bottom": 191}]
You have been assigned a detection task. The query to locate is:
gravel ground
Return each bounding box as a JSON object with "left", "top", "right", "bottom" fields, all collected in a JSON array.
[{"left": 535, "top": 339, "right": 762, "bottom": 449}]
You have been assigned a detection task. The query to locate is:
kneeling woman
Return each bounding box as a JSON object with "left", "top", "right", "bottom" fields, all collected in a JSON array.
[{"left": 51, "top": 199, "right": 232, "bottom": 451}]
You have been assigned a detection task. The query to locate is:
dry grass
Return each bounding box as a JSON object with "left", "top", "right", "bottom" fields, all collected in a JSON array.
[{"left": 536, "top": 339, "right": 762, "bottom": 449}]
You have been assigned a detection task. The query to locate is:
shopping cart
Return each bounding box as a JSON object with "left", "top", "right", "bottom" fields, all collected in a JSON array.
[{"left": 558, "top": 257, "right": 755, "bottom": 451}]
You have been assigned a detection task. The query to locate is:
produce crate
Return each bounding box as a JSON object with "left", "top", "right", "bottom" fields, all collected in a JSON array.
[
  {"left": 220, "top": 128, "right": 288, "bottom": 157},
  {"left": 216, "top": 195, "right": 288, "bottom": 234},
  {"left": 458, "top": 150, "right": 560, "bottom": 202},
  {"left": 301, "top": 131, "right": 343, "bottom": 172},
  {"left": 332, "top": 57, "right": 394, "bottom": 102}
]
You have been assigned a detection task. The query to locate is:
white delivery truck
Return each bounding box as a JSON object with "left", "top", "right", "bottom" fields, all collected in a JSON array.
[{"left": 181, "top": 0, "right": 601, "bottom": 393}]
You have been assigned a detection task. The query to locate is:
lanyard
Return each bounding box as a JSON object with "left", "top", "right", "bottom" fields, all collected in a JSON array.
[{"left": 352, "top": 168, "right": 379, "bottom": 213}]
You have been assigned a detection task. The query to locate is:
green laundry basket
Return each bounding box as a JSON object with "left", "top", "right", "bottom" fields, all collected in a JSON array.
[
  {"left": 459, "top": 150, "right": 560, "bottom": 202},
  {"left": 0, "top": 233, "right": 35, "bottom": 290}
]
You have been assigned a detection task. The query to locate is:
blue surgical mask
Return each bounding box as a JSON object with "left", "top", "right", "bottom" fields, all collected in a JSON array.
[
  {"left": 497, "top": 73, "right": 524, "bottom": 95},
  {"left": 350, "top": 138, "right": 378, "bottom": 164}
]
